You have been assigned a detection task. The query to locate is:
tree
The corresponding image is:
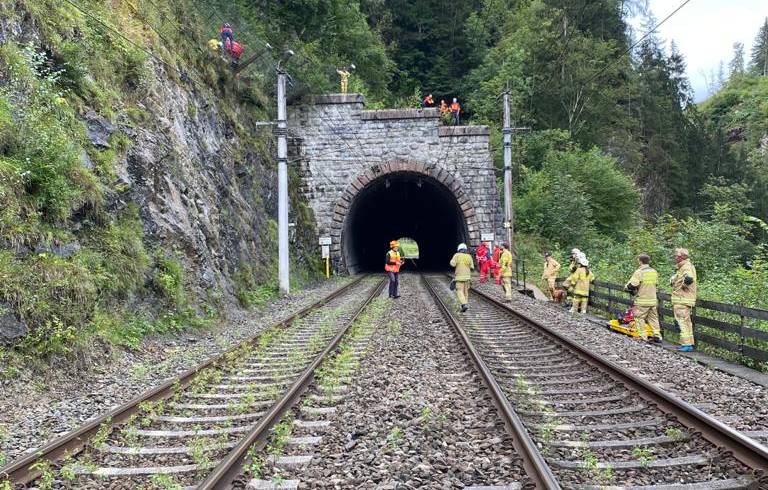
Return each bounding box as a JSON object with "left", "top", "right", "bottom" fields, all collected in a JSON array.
[
  {"left": 749, "top": 17, "right": 768, "bottom": 76},
  {"left": 729, "top": 42, "right": 745, "bottom": 79}
]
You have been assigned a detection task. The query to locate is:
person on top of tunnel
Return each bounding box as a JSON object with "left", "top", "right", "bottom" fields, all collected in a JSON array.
[
  {"left": 450, "top": 243, "right": 474, "bottom": 312},
  {"left": 422, "top": 93, "right": 434, "bottom": 108},
  {"left": 450, "top": 98, "right": 461, "bottom": 125},
  {"left": 385, "top": 240, "right": 404, "bottom": 299}
]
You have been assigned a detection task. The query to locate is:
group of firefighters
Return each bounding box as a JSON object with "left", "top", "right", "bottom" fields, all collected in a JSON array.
[
  {"left": 386, "top": 240, "right": 698, "bottom": 352},
  {"left": 208, "top": 23, "right": 245, "bottom": 67},
  {"left": 541, "top": 247, "right": 697, "bottom": 351},
  {"left": 422, "top": 94, "right": 462, "bottom": 125}
]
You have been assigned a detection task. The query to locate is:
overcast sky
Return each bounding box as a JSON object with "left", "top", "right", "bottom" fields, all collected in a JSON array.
[{"left": 632, "top": 0, "right": 767, "bottom": 102}]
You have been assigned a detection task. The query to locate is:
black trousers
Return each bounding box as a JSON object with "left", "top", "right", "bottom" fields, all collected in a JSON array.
[{"left": 388, "top": 272, "right": 399, "bottom": 297}]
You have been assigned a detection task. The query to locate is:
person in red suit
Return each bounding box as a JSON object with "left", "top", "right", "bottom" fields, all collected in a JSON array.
[{"left": 476, "top": 242, "right": 491, "bottom": 283}]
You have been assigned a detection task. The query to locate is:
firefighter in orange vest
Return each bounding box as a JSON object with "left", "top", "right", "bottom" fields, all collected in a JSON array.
[
  {"left": 385, "top": 240, "right": 404, "bottom": 298},
  {"left": 450, "top": 98, "right": 461, "bottom": 125}
]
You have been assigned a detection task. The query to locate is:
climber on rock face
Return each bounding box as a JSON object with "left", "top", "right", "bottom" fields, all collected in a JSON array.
[{"left": 220, "top": 23, "right": 234, "bottom": 51}]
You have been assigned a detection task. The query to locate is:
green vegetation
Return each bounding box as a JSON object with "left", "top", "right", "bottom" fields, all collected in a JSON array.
[{"left": 397, "top": 238, "right": 419, "bottom": 259}]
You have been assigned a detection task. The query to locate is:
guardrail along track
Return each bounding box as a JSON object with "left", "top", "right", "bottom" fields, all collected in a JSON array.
[
  {"left": 2, "top": 276, "right": 384, "bottom": 489},
  {"left": 425, "top": 274, "right": 768, "bottom": 489}
]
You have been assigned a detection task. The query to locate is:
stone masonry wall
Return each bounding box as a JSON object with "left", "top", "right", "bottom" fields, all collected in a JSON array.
[{"left": 288, "top": 94, "right": 503, "bottom": 269}]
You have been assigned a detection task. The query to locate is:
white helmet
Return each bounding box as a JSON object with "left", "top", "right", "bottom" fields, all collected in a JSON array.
[
  {"left": 457, "top": 243, "right": 467, "bottom": 251},
  {"left": 579, "top": 255, "right": 589, "bottom": 266},
  {"left": 571, "top": 248, "right": 581, "bottom": 255}
]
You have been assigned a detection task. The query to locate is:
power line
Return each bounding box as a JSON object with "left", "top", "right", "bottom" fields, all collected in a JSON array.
[{"left": 585, "top": 0, "right": 694, "bottom": 87}]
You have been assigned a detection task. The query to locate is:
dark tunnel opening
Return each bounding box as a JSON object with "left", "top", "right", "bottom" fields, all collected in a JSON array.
[{"left": 342, "top": 172, "right": 469, "bottom": 273}]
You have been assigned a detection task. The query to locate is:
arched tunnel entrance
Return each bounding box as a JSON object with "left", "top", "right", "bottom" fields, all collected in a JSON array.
[{"left": 342, "top": 171, "right": 469, "bottom": 273}]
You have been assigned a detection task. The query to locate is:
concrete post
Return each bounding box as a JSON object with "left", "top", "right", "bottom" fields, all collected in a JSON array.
[
  {"left": 502, "top": 92, "right": 514, "bottom": 256},
  {"left": 277, "top": 70, "right": 290, "bottom": 295}
]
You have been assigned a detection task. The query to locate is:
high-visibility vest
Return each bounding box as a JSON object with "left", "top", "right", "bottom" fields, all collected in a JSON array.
[
  {"left": 450, "top": 253, "right": 474, "bottom": 281},
  {"left": 450, "top": 103, "right": 460, "bottom": 113},
  {"left": 671, "top": 259, "right": 697, "bottom": 306},
  {"left": 499, "top": 250, "right": 513, "bottom": 277},
  {"left": 627, "top": 265, "right": 658, "bottom": 307},
  {"left": 542, "top": 257, "right": 561, "bottom": 279},
  {"left": 385, "top": 250, "right": 402, "bottom": 273},
  {"left": 568, "top": 266, "right": 594, "bottom": 296}
]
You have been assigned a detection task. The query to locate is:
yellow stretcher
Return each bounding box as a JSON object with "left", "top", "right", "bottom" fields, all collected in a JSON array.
[{"left": 607, "top": 318, "right": 654, "bottom": 338}]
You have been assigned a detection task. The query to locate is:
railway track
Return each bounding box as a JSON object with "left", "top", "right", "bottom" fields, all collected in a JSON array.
[
  {"left": 1, "top": 276, "right": 385, "bottom": 489},
  {"left": 423, "top": 274, "right": 768, "bottom": 489}
]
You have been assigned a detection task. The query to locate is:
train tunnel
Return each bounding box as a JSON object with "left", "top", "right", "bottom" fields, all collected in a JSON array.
[{"left": 342, "top": 172, "right": 469, "bottom": 273}]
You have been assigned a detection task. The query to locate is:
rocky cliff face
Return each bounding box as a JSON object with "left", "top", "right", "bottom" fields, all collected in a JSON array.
[{"left": 0, "top": 3, "right": 319, "bottom": 342}]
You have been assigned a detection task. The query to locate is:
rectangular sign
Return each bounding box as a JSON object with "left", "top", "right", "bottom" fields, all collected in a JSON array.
[
  {"left": 321, "top": 245, "right": 330, "bottom": 258},
  {"left": 481, "top": 232, "right": 495, "bottom": 242},
  {"left": 318, "top": 236, "right": 332, "bottom": 246}
]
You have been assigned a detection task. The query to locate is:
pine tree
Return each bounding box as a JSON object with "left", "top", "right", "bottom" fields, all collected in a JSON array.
[
  {"left": 729, "top": 42, "right": 745, "bottom": 79},
  {"left": 749, "top": 17, "right": 768, "bottom": 76}
]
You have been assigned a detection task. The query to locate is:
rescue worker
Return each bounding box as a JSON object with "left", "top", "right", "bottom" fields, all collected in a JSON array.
[
  {"left": 229, "top": 41, "right": 244, "bottom": 67},
  {"left": 439, "top": 99, "right": 449, "bottom": 114},
  {"left": 220, "top": 23, "right": 234, "bottom": 51},
  {"left": 337, "top": 67, "right": 351, "bottom": 94},
  {"left": 499, "top": 243, "right": 513, "bottom": 301},
  {"left": 670, "top": 248, "right": 697, "bottom": 351},
  {"left": 208, "top": 38, "right": 222, "bottom": 53},
  {"left": 450, "top": 98, "right": 461, "bottom": 125},
  {"left": 492, "top": 244, "right": 503, "bottom": 284},
  {"left": 565, "top": 255, "right": 593, "bottom": 314},
  {"left": 625, "top": 253, "right": 661, "bottom": 343},
  {"left": 476, "top": 241, "right": 491, "bottom": 283},
  {"left": 385, "top": 240, "right": 404, "bottom": 299},
  {"left": 422, "top": 94, "right": 434, "bottom": 107},
  {"left": 541, "top": 252, "right": 561, "bottom": 300},
  {"left": 564, "top": 248, "right": 581, "bottom": 305},
  {"left": 450, "top": 243, "right": 474, "bottom": 312}
]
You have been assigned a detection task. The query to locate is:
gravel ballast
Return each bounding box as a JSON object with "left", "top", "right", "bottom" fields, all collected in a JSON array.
[
  {"left": 476, "top": 280, "right": 768, "bottom": 441},
  {"left": 254, "top": 274, "right": 533, "bottom": 489},
  {"left": 0, "top": 278, "right": 353, "bottom": 465}
]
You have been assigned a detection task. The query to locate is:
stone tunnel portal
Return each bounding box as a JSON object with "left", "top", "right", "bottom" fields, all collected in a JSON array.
[{"left": 342, "top": 171, "right": 469, "bottom": 274}]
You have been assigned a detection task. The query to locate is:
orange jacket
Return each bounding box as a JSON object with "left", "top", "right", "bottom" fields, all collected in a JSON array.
[
  {"left": 439, "top": 102, "right": 449, "bottom": 114},
  {"left": 450, "top": 102, "right": 460, "bottom": 113},
  {"left": 385, "top": 250, "right": 403, "bottom": 273}
]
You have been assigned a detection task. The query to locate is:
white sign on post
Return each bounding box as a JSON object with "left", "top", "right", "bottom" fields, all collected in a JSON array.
[
  {"left": 481, "top": 232, "right": 495, "bottom": 242},
  {"left": 321, "top": 245, "right": 330, "bottom": 258},
  {"left": 318, "top": 236, "right": 332, "bottom": 246}
]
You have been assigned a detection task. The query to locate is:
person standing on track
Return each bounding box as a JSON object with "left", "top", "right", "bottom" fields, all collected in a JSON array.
[
  {"left": 492, "top": 243, "right": 503, "bottom": 284},
  {"left": 625, "top": 253, "right": 662, "bottom": 344},
  {"left": 670, "top": 248, "right": 698, "bottom": 352},
  {"left": 385, "top": 240, "right": 404, "bottom": 299},
  {"left": 565, "top": 254, "right": 593, "bottom": 314},
  {"left": 476, "top": 241, "right": 491, "bottom": 283},
  {"left": 499, "top": 243, "right": 513, "bottom": 302},
  {"left": 450, "top": 243, "right": 474, "bottom": 312},
  {"left": 542, "top": 251, "right": 561, "bottom": 300}
]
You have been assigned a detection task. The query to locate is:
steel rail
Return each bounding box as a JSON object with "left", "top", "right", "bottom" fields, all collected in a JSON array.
[
  {"left": 468, "top": 283, "right": 768, "bottom": 476},
  {"left": 421, "top": 275, "right": 562, "bottom": 490},
  {"left": 199, "top": 278, "right": 386, "bottom": 489},
  {"left": 1, "top": 275, "right": 368, "bottom": 486}
]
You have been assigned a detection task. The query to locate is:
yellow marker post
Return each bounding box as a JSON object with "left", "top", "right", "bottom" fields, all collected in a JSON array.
[{"left": 319, "top": 236, "right": 331, "bottom": 279}]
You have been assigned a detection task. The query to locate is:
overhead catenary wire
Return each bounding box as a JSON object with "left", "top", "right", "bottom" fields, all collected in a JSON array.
[{"left": 584, "top": 0, "right": 694, "bottom": 88}]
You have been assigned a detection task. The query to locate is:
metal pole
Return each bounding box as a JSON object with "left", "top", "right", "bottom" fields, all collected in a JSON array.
[
  {"left": 277, "top": 69, "right": 290, "bottom": 295},
  {"left": 502, "top": 92, "right": 514, "bottom": 256}
]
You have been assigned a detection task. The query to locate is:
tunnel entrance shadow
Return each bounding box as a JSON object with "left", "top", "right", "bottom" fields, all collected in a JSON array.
[{"left": 342, "top": 171, "right": 469, "bottom": 273}]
